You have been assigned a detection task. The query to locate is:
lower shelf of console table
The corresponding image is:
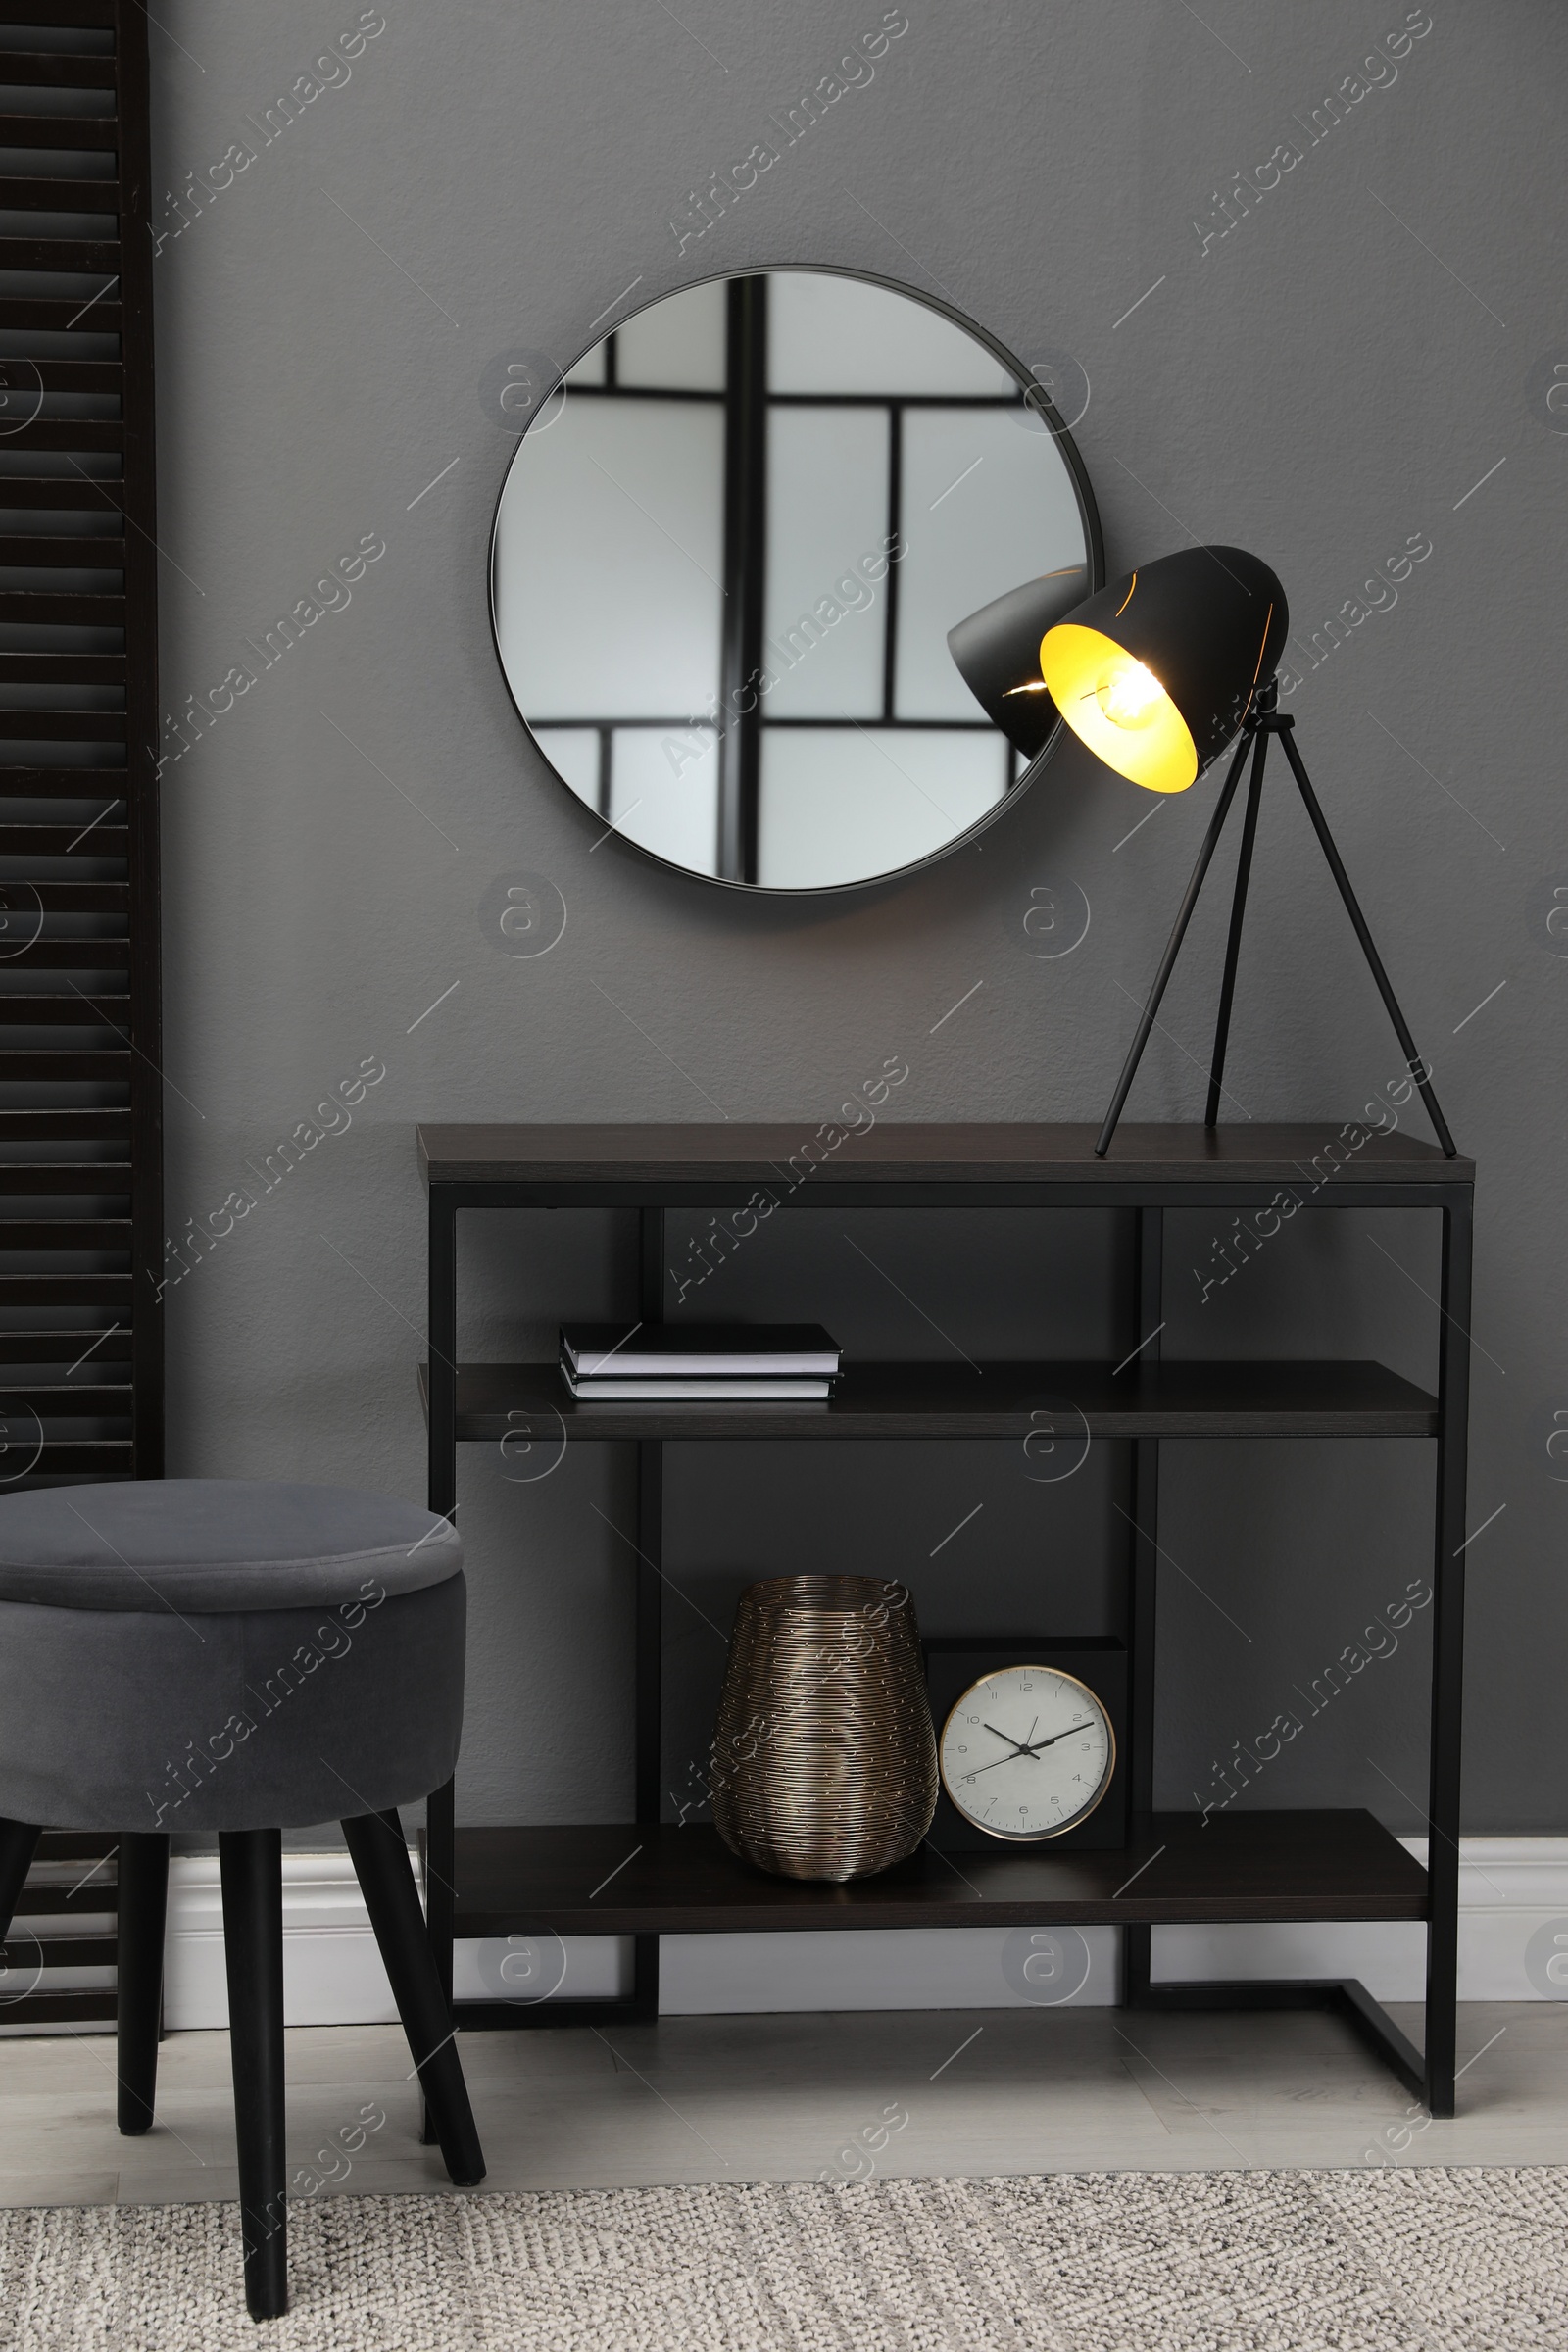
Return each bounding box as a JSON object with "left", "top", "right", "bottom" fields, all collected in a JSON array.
[
  {"left": 439, "top": 1810, "right": 1432, "bottom": 2100},
  {"left": 447, "top": 1809, "right": 1425, "bottom": 1935}
]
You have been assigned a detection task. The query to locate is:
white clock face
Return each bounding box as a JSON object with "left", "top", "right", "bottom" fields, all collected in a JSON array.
[{"left": 939, "top": 1666, "right": 1114, "bottom": 1840}]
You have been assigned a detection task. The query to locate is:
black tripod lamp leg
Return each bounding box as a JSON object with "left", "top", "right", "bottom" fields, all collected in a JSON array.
[
  {"left": 1276, "top": 725, "right": 1457, "bottom": 1157},
  {"left": 1204, "top": 732, "right": 1268, "bottom": 1128},
  {"left": 1095, "top": 731, "right": 1252, "bottom": 1158}
]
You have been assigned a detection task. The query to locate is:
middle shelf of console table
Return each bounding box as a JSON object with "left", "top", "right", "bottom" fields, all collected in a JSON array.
[{"left": 417, "top": 1357, "right": 1438, "bottom": 1442}]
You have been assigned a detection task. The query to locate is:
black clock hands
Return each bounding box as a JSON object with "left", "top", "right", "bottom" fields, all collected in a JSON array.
[
  {"left": 968, "top": 1719, "right": 1096, "bottom": 1775},
  {"left": 1022, "top": 1719, "right": 1095, "bottom": 1753},
  {"left": 970, "top": 1724, "right": 1030, "bottom": 1777}
]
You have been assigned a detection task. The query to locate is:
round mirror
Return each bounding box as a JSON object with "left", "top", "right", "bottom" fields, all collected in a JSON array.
[{"left": 490, "top": 268, "right": 1102, "bottom": 893}]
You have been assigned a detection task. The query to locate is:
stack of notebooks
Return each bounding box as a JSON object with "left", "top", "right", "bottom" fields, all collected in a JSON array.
[{"left": 560, "top": 1323, "right": 841, "bottom": 1400}]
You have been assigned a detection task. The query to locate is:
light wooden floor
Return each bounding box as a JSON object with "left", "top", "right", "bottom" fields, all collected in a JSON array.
[{"left": 0, "top": 2005, "right": 1561, "bottom": 2208}]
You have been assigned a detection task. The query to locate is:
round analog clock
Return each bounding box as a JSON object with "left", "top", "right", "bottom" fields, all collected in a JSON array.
[{"left": 938, "top": 1665, "right": 1115, "bottom": 1841}]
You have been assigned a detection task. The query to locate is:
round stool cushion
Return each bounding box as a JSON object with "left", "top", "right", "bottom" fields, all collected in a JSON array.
[
  {"left": 0, "top": 1481, "right": 466, "bottom": 1833},
  {"left": 0, "top": 1479, "right": 461, "bottom": 1612}
]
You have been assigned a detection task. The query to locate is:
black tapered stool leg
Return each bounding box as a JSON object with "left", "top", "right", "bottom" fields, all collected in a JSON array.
[
  {"left": 117, "top": 1833, "right": 169, "bottom": 2135},
  {"left": 220, "top": 1828, "right": 288, "bottom": 2322},
  {"left": 341, "top": 1810, "right": 485, "bottom": 2186},
  {"left": 0, "top": 1820, "right": 41, "bottom": 1995}
]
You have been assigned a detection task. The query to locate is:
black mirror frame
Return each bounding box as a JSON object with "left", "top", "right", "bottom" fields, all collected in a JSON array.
[{"left": 488, "top": 263, "right": 1105, "bottom": 896}]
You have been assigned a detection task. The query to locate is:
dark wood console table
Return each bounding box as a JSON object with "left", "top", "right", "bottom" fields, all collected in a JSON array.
[{"left": 418, "top": 1121, "right": 1473, "bottom": 2115}]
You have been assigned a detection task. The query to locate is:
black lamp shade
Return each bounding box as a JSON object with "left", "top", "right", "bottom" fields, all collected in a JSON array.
[
  {"left": 950, "top": 546, "right": 1289, "bottom": 794},
  {"left": 945, "top": 566, "right": 1094, "bottom": 762}
]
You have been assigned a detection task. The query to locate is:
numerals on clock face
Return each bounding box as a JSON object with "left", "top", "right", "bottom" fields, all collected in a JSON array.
[{"left": 939, "top": 1666, "right": 1114, "bottom": 1840}]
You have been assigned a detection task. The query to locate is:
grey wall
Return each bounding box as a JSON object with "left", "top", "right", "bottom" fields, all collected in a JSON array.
[{"left": 151, "top": 3, "right": 1564, "bottom": 1843}]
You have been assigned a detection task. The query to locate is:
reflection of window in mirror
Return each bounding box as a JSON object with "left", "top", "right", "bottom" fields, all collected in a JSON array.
[{"left": 491, "top": 270, "right": 1098, "bottom": 891}]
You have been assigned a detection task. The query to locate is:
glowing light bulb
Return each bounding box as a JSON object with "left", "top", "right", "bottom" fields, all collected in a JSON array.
[{"left": 1095, "top": 660, "right": 1164, "bottom": 730}]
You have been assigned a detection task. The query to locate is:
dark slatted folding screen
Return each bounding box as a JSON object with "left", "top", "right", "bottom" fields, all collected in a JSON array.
[
  {"left": 0, "top": 0, "right": 161, "bottom": 2028},
  {"left": 0, "top": 0, "right": 161, "bottom": 1490}
]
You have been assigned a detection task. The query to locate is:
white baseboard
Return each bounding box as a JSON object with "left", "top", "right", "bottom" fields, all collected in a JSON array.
[
  {"left": 23, "top": 1837, "right": 1564, "bottom": 2034},
  {"left": 164, "top": 1852, "right": 408, "bottom": 2030},
  {"left": 160, "top": 1853, "right": 629, "bottom": 2029}
]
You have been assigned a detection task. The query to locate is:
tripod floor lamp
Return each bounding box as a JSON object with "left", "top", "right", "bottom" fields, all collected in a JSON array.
[{"left": 949, "top": 545, "right": 1456, "bottom": 1160}]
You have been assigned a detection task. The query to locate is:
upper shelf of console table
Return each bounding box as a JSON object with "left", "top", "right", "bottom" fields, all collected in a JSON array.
[{"left": 417, "top": 1122, "right": 1473, "bottom": 1205}]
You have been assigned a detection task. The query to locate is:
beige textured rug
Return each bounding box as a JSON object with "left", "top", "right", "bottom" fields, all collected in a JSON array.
[{"left": 1, "top": 2168, "right": 1564, "bottom": 2348}]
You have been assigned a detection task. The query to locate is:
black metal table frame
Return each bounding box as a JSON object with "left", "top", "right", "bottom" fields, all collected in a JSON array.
[{"left": 422, "top": 1154, "right": 1471, "bottom": 2118}]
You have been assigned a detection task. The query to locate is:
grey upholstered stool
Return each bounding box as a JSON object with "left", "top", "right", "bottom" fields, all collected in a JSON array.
[{"left": 0, "top": 1479, "right": 484, "bottom": 2322}]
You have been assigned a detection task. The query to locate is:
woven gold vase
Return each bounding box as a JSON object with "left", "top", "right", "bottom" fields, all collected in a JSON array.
[{"left": 710, "top": 1575, "right": 938, "bottom": 1882}]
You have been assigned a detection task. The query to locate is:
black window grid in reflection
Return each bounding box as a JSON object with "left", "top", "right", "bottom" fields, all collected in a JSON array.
[{"left": 533, "top": 275, "right": 1039, "bottom": 882}]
